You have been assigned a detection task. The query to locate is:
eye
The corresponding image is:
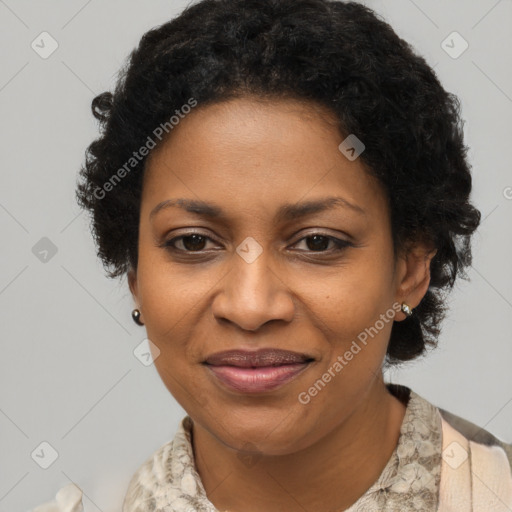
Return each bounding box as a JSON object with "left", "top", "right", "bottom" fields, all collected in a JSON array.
[
  {"left": 163, "top": 232, "right": 218, "bottom": 252},
  {"left": 161, "top": 231, "right": 353, "bottom": 255},
  {"left": 291, "top": 233, "right": 352, "bottom": 253}
]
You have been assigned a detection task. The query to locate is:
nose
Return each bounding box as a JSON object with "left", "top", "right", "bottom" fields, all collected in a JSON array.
[{"left": 211, "top": 246, "right": 296, "bottom": 332}]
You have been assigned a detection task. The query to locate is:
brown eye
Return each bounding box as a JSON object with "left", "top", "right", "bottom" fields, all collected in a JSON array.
[
  {"left": 293, "top": 234, "right": 352, "bottom": 253},
  {"left": 181, "top": 234, "right": 207, "bottom": 251},
  {"left": 305, "top": 235, "right": 330, "bottom": 251},
  {"left": 164, "top": 233, "right": 215, "bottom": 252}
]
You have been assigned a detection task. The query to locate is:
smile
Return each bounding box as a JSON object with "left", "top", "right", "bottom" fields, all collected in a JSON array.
[{"left": 204, "top": 362, "right": 312, "bottom": 393}]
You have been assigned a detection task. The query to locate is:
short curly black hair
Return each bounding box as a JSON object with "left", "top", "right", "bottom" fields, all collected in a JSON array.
[{"left": 76, "top": 0, "right": 481, "bottom": 365}]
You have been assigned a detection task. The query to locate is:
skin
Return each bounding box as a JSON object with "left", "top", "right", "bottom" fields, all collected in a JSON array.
[{"left": 128, "top": 96, "right": 437, "bottom": 512}]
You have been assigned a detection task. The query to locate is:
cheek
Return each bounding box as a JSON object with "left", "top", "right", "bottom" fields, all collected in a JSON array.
[
  {"left": 136, "top": 248, "right": 215, "bottom": 337},
  {"left": 301, "top": 251, "right": 395, "bottom": 340},
  {"left": 295, "top": 251, "right": 396, "bottom": 393}
]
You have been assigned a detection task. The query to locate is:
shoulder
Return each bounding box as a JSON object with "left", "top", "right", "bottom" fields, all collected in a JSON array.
[
  {"left": 393, "top": 384, "right": 512, "bottom": 509},
  {"left": 387, "top": 383, "right": 512, "bottom": 472},
  {"left": 437, "top": 408, "right": 512, "bottom": 510},
  {"left": 438, "top": 406, "right": 512, "bottom": 472}
]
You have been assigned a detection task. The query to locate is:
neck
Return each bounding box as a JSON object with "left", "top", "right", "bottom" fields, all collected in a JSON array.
[{"left": 192, "top": 380, "right": 407, "bottom": 512}]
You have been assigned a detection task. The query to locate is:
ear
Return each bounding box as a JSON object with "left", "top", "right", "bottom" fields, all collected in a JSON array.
[{"left": 394, "top": 243, "right": 437, "bottom": 321}]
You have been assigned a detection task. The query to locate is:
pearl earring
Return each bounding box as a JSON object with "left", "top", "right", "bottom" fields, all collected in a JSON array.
[{"left": 131, "top": 309, "right": 144, "bottom": 326}]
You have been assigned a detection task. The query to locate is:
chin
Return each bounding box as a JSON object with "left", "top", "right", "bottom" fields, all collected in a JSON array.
[{"left": 207, "top": 407, "right": 313, "bottom": 454}]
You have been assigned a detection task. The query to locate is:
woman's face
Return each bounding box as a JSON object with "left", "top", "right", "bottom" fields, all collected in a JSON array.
[{"left": 129, "top": 97, "right": 427, "bottom": 455}]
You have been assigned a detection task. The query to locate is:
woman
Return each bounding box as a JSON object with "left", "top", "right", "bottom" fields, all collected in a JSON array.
[{"left": 34, "top": 0, "right": 512, "bottom": 510}]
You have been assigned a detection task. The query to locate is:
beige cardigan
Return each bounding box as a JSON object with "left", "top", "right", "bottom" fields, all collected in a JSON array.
[{"left": 438, "top": 415, "right": 512, "bottom": 511}]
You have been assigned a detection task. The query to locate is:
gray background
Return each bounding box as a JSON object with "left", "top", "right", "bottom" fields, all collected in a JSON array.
[{"left": 1, "top": 0, "right": 511, "bottom": 510}]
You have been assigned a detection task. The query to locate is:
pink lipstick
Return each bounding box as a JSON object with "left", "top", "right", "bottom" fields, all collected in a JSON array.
[{"left": 203, "top": 348, "right": 314, "bottom": 393}]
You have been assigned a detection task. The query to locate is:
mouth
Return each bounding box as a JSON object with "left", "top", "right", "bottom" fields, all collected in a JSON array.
[{"left": 203, "top": 348, "right": 315, "bottom": 393}]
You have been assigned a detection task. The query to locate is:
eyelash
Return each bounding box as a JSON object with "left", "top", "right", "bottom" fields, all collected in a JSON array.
[{"left": 162, "top": 231, "right": 353, "bottom": 255}]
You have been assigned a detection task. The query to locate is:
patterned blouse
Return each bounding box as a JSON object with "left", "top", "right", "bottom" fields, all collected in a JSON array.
[{"left": 120, "top": 384, "right": 511, "bottom": 511}]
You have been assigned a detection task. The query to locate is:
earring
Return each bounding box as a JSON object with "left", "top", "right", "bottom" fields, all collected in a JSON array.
[
  {"left": 401, "top": 302, "right": 413, "bottom": 317},
  {"left": 132, "top": 309, "right": 144, "bottom": 326}
]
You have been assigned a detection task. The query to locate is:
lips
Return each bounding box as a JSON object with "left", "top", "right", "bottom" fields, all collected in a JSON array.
[
  {"left": 203, "top": 348, "right": 315, "bottom": 393},
  {"left": 203, "top": 348, "right": 314, "bottom": 367}
]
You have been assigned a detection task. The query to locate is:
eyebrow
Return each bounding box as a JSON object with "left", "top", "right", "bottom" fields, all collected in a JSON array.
[{"left": 149, "top": 196, "right": 366, "bottom": 222}]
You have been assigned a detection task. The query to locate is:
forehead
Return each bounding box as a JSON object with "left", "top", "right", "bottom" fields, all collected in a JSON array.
[
  {"left": 145, "top": 96, "right": 341, "bottom": 170},
  {"left": 141, "top": 96, "right": 386, "bottom": 221}
]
